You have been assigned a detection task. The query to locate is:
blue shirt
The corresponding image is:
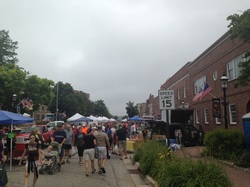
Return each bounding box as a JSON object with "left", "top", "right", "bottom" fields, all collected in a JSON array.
[{"left": 53, "top": 130, "right": 66, "bottom": 144}]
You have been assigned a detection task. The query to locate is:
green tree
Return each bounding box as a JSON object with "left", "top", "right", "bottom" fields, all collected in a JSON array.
[
  {"left": 94, "top": 100, "right": 111, "bottom": 118},
  {"left": 125, "top": 101, "right": 138, "bottom": 118},
  {"left": 0, "top": 30, "right": 19, "bottom": 65},
  {"left": 23, "top": 75, "right": 54, "bottom": 112},
  {"left": 0, "top": 64, "right": 26, "bottom": 111},
  {"left": 227, "top": 9, "right": 250, "bottom": 86},
  {"left": 49, "top": 82, "right": 76, "bottom": 116},
  {"left": 74, "top": 90, "right": 91, "bottom": 116},
  {"left": 49, "top": 82, "right": 94, "bottom": 118}
]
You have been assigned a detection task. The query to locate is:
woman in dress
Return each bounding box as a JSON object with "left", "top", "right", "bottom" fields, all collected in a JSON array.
[{"left": 19, "top": 134, "right": 42, "bottom": 187}]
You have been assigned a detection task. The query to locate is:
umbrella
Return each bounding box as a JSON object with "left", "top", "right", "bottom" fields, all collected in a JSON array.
[
  {"left": 0, "top": 110, "right": 34, "bottom": 170},
  {"left": 74, "top": 116, "right": 93, "bottom": 122},
  {"left": 128, "top": 116, "right": 143, "bottom": 121}
]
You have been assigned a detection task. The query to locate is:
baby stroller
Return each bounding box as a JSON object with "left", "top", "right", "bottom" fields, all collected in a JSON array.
[{"left": 39, "top": 142, "right": 61, "bottom": 175}]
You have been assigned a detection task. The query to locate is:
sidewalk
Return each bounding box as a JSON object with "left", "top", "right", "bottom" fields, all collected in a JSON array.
[
  {"left": 176, "top": 146, "right": 250, "bottom": 187},
  {"left": 5, "top": 153, "right": 150, "bottom": 187}
]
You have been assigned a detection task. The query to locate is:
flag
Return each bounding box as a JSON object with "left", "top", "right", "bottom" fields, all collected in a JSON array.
[
  {"left": 22, "top": 98, "right": 33, "bottom": 110},
  {"left": 192, "top": 87, "right": 203, "bottom": 101},
  {"left": 200, "top": 83, "right": 213, "bottom": 100},
  {"left": 21, "top": 99, "right": 26, "bottom": 108}
]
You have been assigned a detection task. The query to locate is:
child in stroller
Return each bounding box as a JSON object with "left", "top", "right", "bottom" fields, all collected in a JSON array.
[{"left": 39, "top": 142, "right": 61, "bottom": 175}]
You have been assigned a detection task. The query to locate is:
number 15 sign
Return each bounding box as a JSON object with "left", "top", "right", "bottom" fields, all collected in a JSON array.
[{"left": 158, "top": 90, "right": 175, "bottom": 110}]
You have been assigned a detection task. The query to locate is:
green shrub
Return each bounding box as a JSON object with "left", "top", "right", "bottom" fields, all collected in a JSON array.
[
  {"left": 133, "top": 141, "right": 144, "bottom": 162},
  {"left": 154, "top": 159, "right": 232, "bottom": 187},
  {"left": 133, "top": 140, "right": 164, "bottom": 175},
  {"left": 135, "top": 141, "right": 232, "bottom": 187},
  {"left": 204, "top": 128, "right": 245, "bottom": 160}
]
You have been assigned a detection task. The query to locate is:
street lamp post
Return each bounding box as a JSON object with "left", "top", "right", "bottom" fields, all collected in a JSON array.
[
  {"left": 12, "top": 94, "right": 17, "bottom": 113},
  {"left": 220, "top": 73, "right": 228, "bottom": 129},
  {"left": 56, "top": 83, "right": 59, "bottom": 120},
  {"left": 181, "top": 101, "right": 185, "bottom": 109}
]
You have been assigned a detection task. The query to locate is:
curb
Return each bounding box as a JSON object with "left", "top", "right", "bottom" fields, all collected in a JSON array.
[{"left": 134, "top": 161, "right": 158, "bottom": 187}]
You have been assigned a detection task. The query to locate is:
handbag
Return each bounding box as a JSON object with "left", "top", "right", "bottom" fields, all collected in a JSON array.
[
  {"left": 94, "top": 146, "right": 99, "bottom": 159},
  {"left": 0, "top": 165, "right": 8, "bottom": 186}
]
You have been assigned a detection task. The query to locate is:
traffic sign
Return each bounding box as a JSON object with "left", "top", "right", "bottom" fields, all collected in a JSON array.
[{"left": 158, "top": 90, "right": 175, "bottom": 110}]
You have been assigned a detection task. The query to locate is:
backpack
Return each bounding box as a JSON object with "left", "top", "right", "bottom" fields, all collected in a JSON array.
[{"left": 0, "top": 164, "right": 8, "bottom": 185}]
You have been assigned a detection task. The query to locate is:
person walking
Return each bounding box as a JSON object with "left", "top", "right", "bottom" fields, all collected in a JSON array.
[
  {"left": 18, "top": 134, "right": 42, "bottom": 187},
  {"left": 74, "top": 127, "right": 85, "bottom": 166},
  {"left": 32, "top": 128, "right": 44, "bottom": 149},
  {"left": 0, "top": 137, "right": 5, "bottom": 163},
  {"left": 63, "top": 124, "right": 74, "bottom": 163},
  {"left": 51, "top": 123, "right": 66, "bottom": 165},
  {"left": 116, "top": 124, "right": 128, "bottom": 160},
  {"left": 82, "top": 128, "right": 96, "bottom": 176},
  {"left": 106, "top": 126, "right": 113, "bottom": 159},
  {"left": 95, "top": 125, "right": 110, "bottom": 174}
]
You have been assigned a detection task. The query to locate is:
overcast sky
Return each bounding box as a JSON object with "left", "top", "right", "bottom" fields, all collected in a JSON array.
[{"left": 1, "top": 1, "right": 250, "bottom": 116}]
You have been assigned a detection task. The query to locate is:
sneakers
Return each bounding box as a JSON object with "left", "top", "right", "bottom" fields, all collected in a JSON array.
[
  {"left": 79, "top": 161, "right": 83, "bottom": 166},
  {"left": 66, "top": 160, "right": 70, "bottom": 163},
  {"left": 101, "top": 167, "right": 106, "bottom": 173},
  {"left": 92, "top": 169, "right": 96, "bottom": 174},
  {"left": 98, "top": 170, "right": 102, "bottom": 174}
]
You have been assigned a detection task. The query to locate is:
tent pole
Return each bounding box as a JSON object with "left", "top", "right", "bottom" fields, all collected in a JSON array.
[{"left": 10, "top": 122, "right": 13, "bottom": 171}]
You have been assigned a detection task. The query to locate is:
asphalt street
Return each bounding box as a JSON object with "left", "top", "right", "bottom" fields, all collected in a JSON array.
[{"left": 4, "top": 153, "right": 149, "bottom": 187}]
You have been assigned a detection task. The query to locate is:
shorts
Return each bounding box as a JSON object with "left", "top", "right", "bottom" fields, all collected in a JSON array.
[
  {"left": 118, "top": 140, "right": 126, "bottom": 150},
  {"left": 64, "top": 144, "right": 72, "bottom": 150},
  {"left": 59, "top": 147, "right": 65, "bottom": 158},
  {"left": 83, "top": 148, "right": 95, "bottom": 161},
  {"left": 77, "top": 146, "right": 84, "bottom": 157},
  {"left": 97, "top": 146, "right": 107, "bottom": 159}
]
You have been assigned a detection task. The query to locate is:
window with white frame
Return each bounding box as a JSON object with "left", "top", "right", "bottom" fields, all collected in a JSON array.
[
  {"left": 215, "top": 117, "right": 221, "bottom": 125},
  {"left": 194, "top": 76, "right": 207, "bottom": 94},
  {"left": 229, "top": 104, "right": 237, "bottom": 125},
  {"left": 227, "top": 53, "right": 247, "bottom": 80},
  {"left": 183, "top": 86, "right": 186, "bottom": 98},
  {"left": 195, "top": 110, "right": 200, "bottom": 124},
  {"left": 204, "top": 108, "right": 209, "bottom": 124}
]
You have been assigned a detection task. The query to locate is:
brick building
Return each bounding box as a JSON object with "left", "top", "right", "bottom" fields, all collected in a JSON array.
[{"left": 140, "top": 31, "right": 250, "bottom": 132}]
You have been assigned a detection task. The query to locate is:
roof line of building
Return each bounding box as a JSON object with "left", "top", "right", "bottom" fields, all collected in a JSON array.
[
  {"left": 162, "top": 73, "right": 189, "bottom": 90},
  {"left": 189, "top": 30, "right": 231, "bottom": 68}
]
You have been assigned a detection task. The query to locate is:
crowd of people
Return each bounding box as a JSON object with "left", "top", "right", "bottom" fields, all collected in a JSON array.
[{"left": 16, "top": 120, "right": 147, "bottom": 187}]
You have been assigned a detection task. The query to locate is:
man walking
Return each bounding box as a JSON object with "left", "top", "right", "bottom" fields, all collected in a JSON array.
[
  {"left": 51, "top": 123, "right": 66, "bottom": 165},
  {"left": 116, "top": 124, "right": 128, "bottom": 160},
  {"left": 95, "top": 125, "right": 110, "bottom": 174},
  {"left": 64, "top": 124, "right": 74, "bottom": 163}
]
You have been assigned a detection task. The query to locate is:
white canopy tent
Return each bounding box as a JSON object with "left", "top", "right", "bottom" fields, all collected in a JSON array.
[
  {"left": 87, "top": 115, "right": 99, "bottom": 122},
  {"left": 96, "top": 116, "right": 110, "bottom": 122},
  {"left": 67, "top": 113, "right": 84, "bottom": 122},
  {"left": 110, "top": 118, "right": 116, "bottom": 122}
]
